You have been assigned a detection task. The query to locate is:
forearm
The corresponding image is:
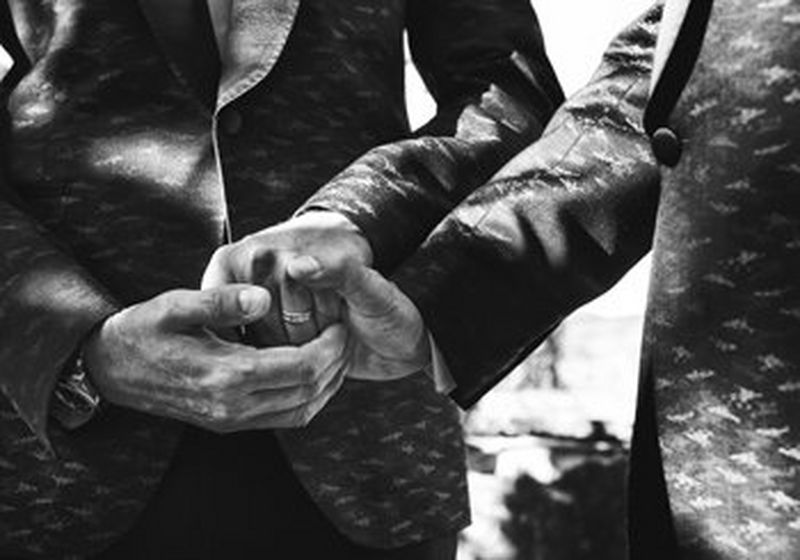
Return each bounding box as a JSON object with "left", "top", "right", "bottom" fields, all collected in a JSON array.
[
  {"left": 0, "top": 188, "right": 118, "bottom": 447},
  {"left": 298, "top": 0, "right": 564, "bottom": 273},
  {"left": 394, "top": 4, "right": 664, "bottom": 409}
]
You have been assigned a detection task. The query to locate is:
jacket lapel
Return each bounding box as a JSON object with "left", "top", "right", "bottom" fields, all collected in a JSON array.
[
  {"left": 650, "top": 0, "right": 691, "bottom": 96},
  {"left": 644, "top": 0, "right": 713, "bottom": 134},
  {"left": 138, "top": 0, "right": 221, "bottom": 109},
  {"left": 217, "top": 0, "right": 300, "bottom": 108}
]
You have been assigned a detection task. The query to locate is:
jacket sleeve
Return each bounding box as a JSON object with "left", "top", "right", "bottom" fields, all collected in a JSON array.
[
  {"left": 0, "top": 20, "right": 118, "bottom": 449},
  {"left": 393, "top": 5, "right": 664, "bottom": 409},
  {"left": 299, "top": 0, "right": 564, "bottom": 272}
]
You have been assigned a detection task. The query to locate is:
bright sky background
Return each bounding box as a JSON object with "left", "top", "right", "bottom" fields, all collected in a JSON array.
[
  {"left": 0, "top": 45, "right": 12, "bottom": 82},
  {"left": 406, "top": 0, "right": 656, "bottom": 317}
]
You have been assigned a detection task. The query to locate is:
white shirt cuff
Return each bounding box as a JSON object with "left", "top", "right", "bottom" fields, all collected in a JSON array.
[{"left": 425, "top": 331, "right": 456, "bottom": 394}]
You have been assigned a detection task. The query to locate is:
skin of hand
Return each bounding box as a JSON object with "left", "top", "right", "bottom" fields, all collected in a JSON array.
[
  {"left": 201, "top": 211, "right": 373, "bottom": 346},
  {"left": 287, "top": 255, "right": 430, "bottom": 382},
  {"left": 83, "top": 284, "right": 350, "bottom": 431}
]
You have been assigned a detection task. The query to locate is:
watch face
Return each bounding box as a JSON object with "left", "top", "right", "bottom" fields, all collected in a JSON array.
[{"left": 51, "top": 357, "right": 102, "bottom": 429}]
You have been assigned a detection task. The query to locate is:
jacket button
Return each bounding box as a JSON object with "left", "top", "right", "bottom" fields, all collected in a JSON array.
[
  {"left": 651, "top": 127, "right": 682, "bottom": 167},
  {"left": 220, "top": 109, "right": 243, "bottom": 135}
]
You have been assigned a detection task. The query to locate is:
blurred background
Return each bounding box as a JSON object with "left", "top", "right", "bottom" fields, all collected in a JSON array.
[{"left": 405, "top": 1, "right": 655, "bottom": 558}]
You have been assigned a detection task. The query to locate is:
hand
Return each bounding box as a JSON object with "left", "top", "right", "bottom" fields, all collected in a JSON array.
[
  {"left": 201, "top": 211, "right": 372, "bottom": 346},
  {"left": 83, "top": 284, "right": 349, "bottom": 431},
  {"left": 287, "top": 255, "right": 430, "bottom": 382}
]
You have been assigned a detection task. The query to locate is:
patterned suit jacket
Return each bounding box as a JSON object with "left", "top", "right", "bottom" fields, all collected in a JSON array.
[
  {"left": 640, "top": 0, "right": 799, "bottom": 557},
  {"left": 0, "top": 0, "right": 563, "bottom": 556},
  {"left": 314, "top": 0, "right": 800, "bottom": 557}
]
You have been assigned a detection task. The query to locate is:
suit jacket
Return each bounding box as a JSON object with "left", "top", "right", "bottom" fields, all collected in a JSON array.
[
  {"left": 0, "top": 0, "right": 563, "bottom": 556},
  {"left": 317, "top": 0, "right": 800, "bottom": 557},
  {"left": 639, "top": 0, "right": 799, "bottom": 557}
]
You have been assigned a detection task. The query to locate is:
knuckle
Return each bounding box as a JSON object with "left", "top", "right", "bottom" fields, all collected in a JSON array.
[
  {"left": 239, "top": 237, "right": 259, "bottom": 263},
  {"left": 303, "top": 368, "right": 334, "bottom": 402},
  {"left": 152, "top": 290, "right": 183, "bottom": 322},
  {"left": 202, "top": 290, "right": 224, "bottom": 319},
  {"left": 302, "top": 380, "right": 319, "bottom": 401},
  {"left": 201, "top": 365, "right": 241, "bottom": 393},
  {"left": 204, "top": 404, "right": 230, "bottom": 428},
  {"left": 311, "top": 369, "right": 331, "bottom": 394},
  {"left": 296, "top": 408, "right": 314, "bottom": 427},
  {"left": 317, "top": 340, "right": 342, "bottom": 366},
  {"left": 203, "top": 397, "right": 240, "bottom": 430},
  {"left": 196, "top": 370, "right": 220, "bottom": 392},
  {"left": 298, "top": 363, "right": 318, "bottom": 386},
  {"left": 234, "top": 357, "right": 256, "bottom": 377},
  {"left": 209, "top": 245, "right": 230, "bottom": 265}
]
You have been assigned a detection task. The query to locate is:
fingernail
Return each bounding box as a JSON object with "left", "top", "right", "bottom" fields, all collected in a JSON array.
[
  {"left": 289, "top": 256, "right": 322, "bottom": 278},
  {"left": 238, "top": 287, "right": 268, "bottom": 316}
]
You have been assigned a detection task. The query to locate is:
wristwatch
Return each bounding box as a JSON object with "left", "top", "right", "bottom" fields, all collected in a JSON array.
[{"left": 50, "top": 347, "right": 103, "bottom": 430}]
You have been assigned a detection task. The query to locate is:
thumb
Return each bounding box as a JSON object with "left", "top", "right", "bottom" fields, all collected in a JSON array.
[
  {"left": 287, "top": 255, "right": 399, "bottom": 319},
  {"left": 160, "top": 284, "right": 272, "bottom": 330}
]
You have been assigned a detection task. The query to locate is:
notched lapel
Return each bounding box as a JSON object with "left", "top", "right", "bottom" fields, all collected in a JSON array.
[
  {"left": 217, "top": 0, "right": 300, "bottom": 107},
  {"left": 137, "top": 0, "right": 221, "bottom": 109}
]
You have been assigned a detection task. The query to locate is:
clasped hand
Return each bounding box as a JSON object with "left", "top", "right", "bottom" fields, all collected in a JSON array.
[
  {"left": 202, "top": 211, "right": 430, "bottom": 382},
  {"left": 83, "top": 212, "right": 428, "bottom": 433}
]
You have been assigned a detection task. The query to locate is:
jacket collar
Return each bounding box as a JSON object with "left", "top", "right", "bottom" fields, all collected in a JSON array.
[
  {"left": 217, "top": 0, "right": 299, "bottom": 109},
  {"left": 137, "top": 0, "right": 300, "bottom": 110}
]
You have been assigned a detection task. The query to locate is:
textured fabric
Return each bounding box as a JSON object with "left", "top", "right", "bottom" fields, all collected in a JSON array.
[
  {"left": 0, "top": 0, "right": 562, "bottom": 556},
  {"left": 96, "top": 428, "right": 459, "bottom": 560},
  {"left": 278, "top": 373, "right": 468, "bottom": 548},
  {"left": 645, "top": 0, "right": 800, "bottom": 556},
  {"left": 376, "top": 0, "right": 799, "bottom": 558},
  {"left": 299, "top": 0, "right": 564, "bottom": 272},
  {"left": 392, "top": 5, "right": 662, "bottom": 407}
]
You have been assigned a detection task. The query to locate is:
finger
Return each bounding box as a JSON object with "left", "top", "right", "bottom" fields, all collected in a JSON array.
[
  {"left": 288, "top": 256, "right": 397, "bottom": 319},
  {"left": 286, "top": 254, "right": 324, "bottom": 282},
  {"left": 244, "top": 316, "right": 287, "bottom": 348},
  {"left": 195, "top": 328, "right": 347, "bottom": 432},
  {"left": 200, "top": 246, "right": 237, "bottom": 289},
  {"left": 279, "top": 268, "right": 319, "bottom": 345},
  {"left": 287, "top": 255, "right": 337, "bottom": 329},
  {"left": 245, "top": 252, "right": 289, "bottom": 346},
  {"left": 235, "top": 323, "right": 348, "bottom": 390},
  {"left": 159, "top": 285, "right": 271, "bottom": 331},
  {"left": 342, "top": 266, "right": 397, "bottom": 316},
  {"left": 311, "top": 289, "right": 342, "bottom": 331},
  {"left": 241, "top": 365, "right": 346, "bottom": 429},
  {"left": 238, "top": 362, "right": 342, "bottom": 418}
]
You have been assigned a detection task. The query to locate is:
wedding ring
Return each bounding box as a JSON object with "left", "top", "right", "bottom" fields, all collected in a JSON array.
[{"left": 282, "top": 310, "right": 313, "bottom": 325}]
